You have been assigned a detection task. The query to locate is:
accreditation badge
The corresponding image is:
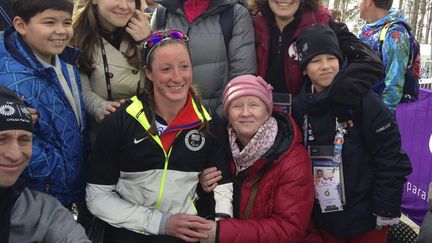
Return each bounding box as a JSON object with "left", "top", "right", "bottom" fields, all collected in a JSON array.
[{"left": 309, "top": 145, "right": 345, "bottom": 213}]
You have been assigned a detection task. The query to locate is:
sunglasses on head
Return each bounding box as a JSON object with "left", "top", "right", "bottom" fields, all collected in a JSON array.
[{"left": 143, "top": 30, "right": 189, "bottom": 50}]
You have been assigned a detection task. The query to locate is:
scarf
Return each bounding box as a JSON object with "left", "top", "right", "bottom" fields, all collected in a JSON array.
[{"left": 228, "top": 116, "right": 278, "bottom": 174}]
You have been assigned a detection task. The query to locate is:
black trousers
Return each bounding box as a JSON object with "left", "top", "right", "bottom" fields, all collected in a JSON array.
[{"left": 104, "top": 224, "right": 185, "bottom": 243}]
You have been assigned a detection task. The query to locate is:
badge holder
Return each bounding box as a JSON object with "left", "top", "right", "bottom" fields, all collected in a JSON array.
[{"left": 308, "top": 144, "right": 346, "bottom": 213}]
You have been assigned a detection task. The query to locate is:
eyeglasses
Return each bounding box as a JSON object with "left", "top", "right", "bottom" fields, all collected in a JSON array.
[{"left": 143, "top": 30, "right": 189, "bottom": 50}]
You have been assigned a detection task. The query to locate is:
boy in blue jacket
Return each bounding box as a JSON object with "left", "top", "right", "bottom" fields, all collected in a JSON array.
[
  {"left": 0, "top": 0, "right": 87, "bottom": 208},
  {"left": 292, "top": 24, "right": 412, "bottom": 243}
]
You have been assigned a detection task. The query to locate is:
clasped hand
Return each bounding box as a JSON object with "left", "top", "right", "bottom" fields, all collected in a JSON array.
[{"left": 165, "top": 214, "right": 215, "bottom": 242}]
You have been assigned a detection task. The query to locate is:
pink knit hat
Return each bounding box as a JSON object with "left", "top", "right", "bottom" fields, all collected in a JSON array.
[{"left": 223, "top": 74, "right": 273, "bottom": 116}]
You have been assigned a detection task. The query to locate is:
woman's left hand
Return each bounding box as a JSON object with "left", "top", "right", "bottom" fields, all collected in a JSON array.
[
  {"left": 126, "top": 9, "right": 151, "bottom": 43},
  {"left": 199, "top": 167, "right": 223, "bottom": 193},
  {"left": 199, "top": 221, "right": 217, "bottom": 243}
]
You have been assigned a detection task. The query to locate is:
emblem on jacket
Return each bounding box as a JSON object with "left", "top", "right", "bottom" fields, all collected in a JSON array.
[
  {"left": 185, "top": 130, "right": 205, "bottom": 151},
  {"left": 288, "top": 42, "right": 299, "bottom": 60}
]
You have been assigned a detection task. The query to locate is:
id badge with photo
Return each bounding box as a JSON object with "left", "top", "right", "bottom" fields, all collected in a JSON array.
[{"left": 308, "top": 145, "right": 345, "bottom": 213}]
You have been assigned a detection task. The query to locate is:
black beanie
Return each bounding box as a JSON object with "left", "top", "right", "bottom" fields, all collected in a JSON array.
[
  {"left": 0, "top": 86, "right": 33, "bottom": 133},
  {"left": 296, "top": 24, "right": 343, "bottom": 70}
]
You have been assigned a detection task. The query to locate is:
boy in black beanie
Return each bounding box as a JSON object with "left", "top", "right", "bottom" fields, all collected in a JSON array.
[{"left": 292, "top": 24, "right": 412, "bottom": 243}]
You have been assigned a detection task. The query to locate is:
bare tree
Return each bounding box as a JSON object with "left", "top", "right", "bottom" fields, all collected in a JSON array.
[
  {"left": 409, "top": 0, "right": 421, "bottom": 35},
  {"left": 334, "top": 0, "right": 341, "bottom": 12},
  {"left": 416, "top": 0, "right": 427, "bottom": 42},
  {"left": 425, "top": 1, "right": 432, "bottom": 44}
]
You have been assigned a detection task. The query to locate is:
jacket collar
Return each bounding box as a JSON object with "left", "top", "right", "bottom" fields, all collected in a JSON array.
[{"left": 3, "top": 27, "right": 79, "bottom": 71}]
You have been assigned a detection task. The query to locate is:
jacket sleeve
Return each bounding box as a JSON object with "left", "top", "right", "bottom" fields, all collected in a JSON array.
[
  {"left": 86, "top": 110, "right": 170, "bottom": 235},
  {"left": 361, "top": 92, "right": 412, "bottom": 217},
  {"left": 381, "top": 26, "right": 410, "bottom": 111},
  {"left": 13, "top": 190, "right": 91, "bottom": 243},
  {"left": 228, "top": 4, "right": 257, "bottom": 80},
  {"left": 86, "top": 184, "right": 169, "bottom": 235},
  {"left": 80, "top": 71, "right": 112, "bottom": 122},
  {"left": 29, "top": 135, "right": 72, "bottom": 181},
  {"left": 328, "top": 21, "right": 384, "bottom": 108},
  {"left": 210, "top": 115, "right": 233, "bottom": 217},
  {"left": 217, "top": 145, "right": 314, "bottom": 243}
]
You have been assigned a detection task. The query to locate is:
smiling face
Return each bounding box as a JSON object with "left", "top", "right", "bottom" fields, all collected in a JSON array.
[
  {"left": 93, "top": 0, "right": 136, "bottom": 31},
  {"left": 227, "top": 96, "right": 270, "bottom": 146},
  {"left": 14, "top": 9, "right": 73, "bottom": 64},
  {"left": 144, "top": 42, "right": 192, "bottom": 108},
  {"left": 268, "top": 0, "right": 301, "bottom": 27},
  {"left": 0, "top": 130, "right": 32, "bottom": 188},
  {"left": 305, "top": 54, "right": 340, "bottom": 93}
]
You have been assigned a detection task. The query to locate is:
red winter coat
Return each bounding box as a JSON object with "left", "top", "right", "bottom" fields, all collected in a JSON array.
[
  {"left": 254, "top": 8, "right": 330, "bottom": 95},
  {"left": 217, "top": 112, "right": 316, "bottom": 243}
]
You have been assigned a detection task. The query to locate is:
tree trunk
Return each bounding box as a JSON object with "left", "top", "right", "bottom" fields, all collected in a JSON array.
[
  {"left": 416, "top": 0, "right": 427, "bottom": 42},
  {"left": 399, "top": 0, "right": 404, "bottom": 10},
  {"left": 410, "top": 0, "right": 421, "bottom": 35},
  {"left": 334, "top": 0, "right": 341, "bottom": 11},
  {"left": 425, "top": 1, "right": 432, "bottom": 44},
  {"left": 342, "top": 0, "right": 350, "bottom": 21}
]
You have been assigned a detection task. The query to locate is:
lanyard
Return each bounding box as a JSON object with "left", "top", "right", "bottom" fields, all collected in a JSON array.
[
  {"left": 332, "top": 120, "right": 346, "bottom": 166},
  {"left": 99, "top": 36, "right": 113, "bottom": 101},
  {"left": 303, "top": 114, "right": 346, "bottom": 166}
]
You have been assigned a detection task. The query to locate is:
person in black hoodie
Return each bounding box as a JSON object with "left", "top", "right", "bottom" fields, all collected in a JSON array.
[
  {"left": 0, "top": 86, "right": 89, "bottom": 243},
  {"left": 292, "top": 24, "right": 412, "bottom": 243}
]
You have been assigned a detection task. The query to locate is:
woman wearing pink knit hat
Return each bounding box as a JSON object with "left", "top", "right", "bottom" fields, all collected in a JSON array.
[{"left": 199, "top": 74, "right": 315, "bottom": 243}]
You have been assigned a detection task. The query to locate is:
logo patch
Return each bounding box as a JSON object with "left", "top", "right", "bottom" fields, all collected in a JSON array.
[
  {"left": 0, "top": 105, "right": 15, "bottom": 116},
  {"left": 134, "top": 136, "right": 148, "bottom": 144},
  {"left": 288, "top": 42, "right": 299, "bottom": 60},
  {"left": 185, "top": 130, "right": 205, "bottom": 151},
  {"left": 18, "top": 105, "right": 32, "bottom": 119}
]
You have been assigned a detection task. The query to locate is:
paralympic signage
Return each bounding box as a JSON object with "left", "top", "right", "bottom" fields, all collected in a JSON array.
[{"left": 397, "top": 88, "right": 432, "bottom": 226}]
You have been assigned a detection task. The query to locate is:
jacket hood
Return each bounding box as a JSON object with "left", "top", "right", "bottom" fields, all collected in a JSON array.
[
  {"left": 156, "top": 0, "right": 235, "bottom": 15},
  {"left": 365, "top": 8, "right": 407, "bottom": 28}
]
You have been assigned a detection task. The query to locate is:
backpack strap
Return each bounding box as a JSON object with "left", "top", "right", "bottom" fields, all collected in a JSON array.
[
  {"left": 219, "top": 5, "right": 235, "bottom": 54},
  {"left": 379, "top": 21, "right": 413, "bottom": 67},
  {"left": 155, "top": 6, "right": 167, "bottom": 31},
  {"left": 241, "top": 179, "right": 261, "bottom": 220}
]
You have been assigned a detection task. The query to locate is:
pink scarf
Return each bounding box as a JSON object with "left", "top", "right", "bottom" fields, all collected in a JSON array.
[{"left": 228, "top": 117, "right": 278, "bottom": 174}]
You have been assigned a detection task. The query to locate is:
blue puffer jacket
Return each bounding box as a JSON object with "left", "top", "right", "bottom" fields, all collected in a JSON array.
[{"left": 0, "top": 28, "right": 87, "bottom": 205}]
